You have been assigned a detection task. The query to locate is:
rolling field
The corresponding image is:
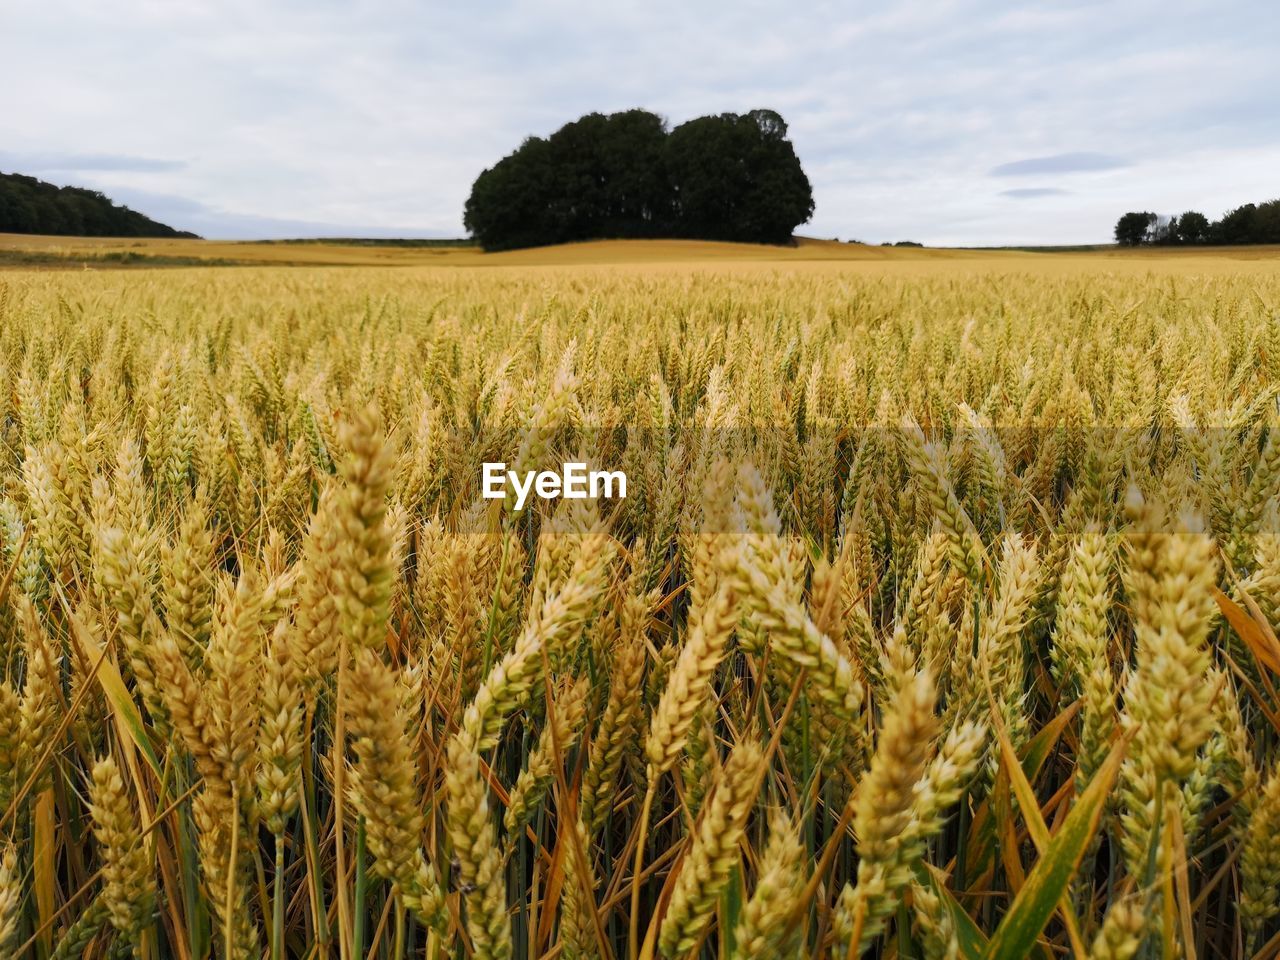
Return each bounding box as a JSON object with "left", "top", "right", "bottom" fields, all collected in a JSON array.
[
  {"left": 2, "top": 251, "right": 1280, "bottom": 959},
  {"left": 6, "top": 231, "right": 1280, "bottom": 271}
]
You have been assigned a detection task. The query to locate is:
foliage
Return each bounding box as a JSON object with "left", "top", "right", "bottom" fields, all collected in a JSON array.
[
  {"left": 1113, "top": 211, "right": 1156, "bottom": 246},
  {"left": 1116, "top": 199, "right": 1280, "bottom": 246},
  {"left": 464, "top": 108, "right": 814, "bottom": 250},
  {"left": 0, "top": 172, "right": 197, "bottom": 238},
  {"left": 1175, "top": 210, "right": 1211, "bottom": 244}
]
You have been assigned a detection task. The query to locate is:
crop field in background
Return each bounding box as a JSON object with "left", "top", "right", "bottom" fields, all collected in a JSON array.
[
  {"left": 6, "top": 231, "right": 1280, "bottom": 270},
  {"left": 2, "top": 255, "right": 1280, "bottom": 959}
]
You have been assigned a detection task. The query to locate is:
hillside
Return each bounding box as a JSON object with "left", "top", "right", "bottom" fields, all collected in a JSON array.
[
  {"left": 5, "top": 232, "right": 1280, "bottom": 273},
  {"left": 0, "top": 233, "right": 1034, "bottom": 269},
  {"left": 0, "top": 171, "right": 197, "bottom": 238}
]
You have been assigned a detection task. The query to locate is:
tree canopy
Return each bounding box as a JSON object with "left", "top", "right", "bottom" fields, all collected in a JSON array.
[
  {"left": 1114, "top": 211, "right": 1157, "bottom": 246},
  {"left": 464, "top": 109, "right": 814, "bottom": 250},
  {"left": 0, "top": 171, "right": 196, "bottom": 238},
  {"left": 1114, "top": 200, "right": 1280, "bottom": 246}
]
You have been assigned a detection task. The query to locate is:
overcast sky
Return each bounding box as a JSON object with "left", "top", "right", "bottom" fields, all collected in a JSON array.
[{"left": 4, "top": 0, "right": 1277, "bottom": 245}]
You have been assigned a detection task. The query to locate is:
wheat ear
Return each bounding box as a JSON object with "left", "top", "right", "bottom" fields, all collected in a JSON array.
[
  {"left": 346, "top": 648, "right": 447, "bottom": 932},
  {"left": 256, "top": 621, "right": 304, "bottom": 836},
  {"left": 733, "top": 464, "right": 864, "bottom": 723},
  {"left": 731, "top": 809, "right": 805, "bottom": 960},
  {"left": 659, "top": 740, "right": 765, "bottom": 958},
  {"left": 0, "top": 684, "right": 17, "bottom": 816},
  {"left": 88, "top": 755, "right": 155, "bottom": 949},
  {"left": 835, "top": 668, "right": 939, "bottom": 956},
  {"left": 0, "top": 846, "right": 20, "bottom": 955},
  {"left": 646, "top": 573, "right": 737, "bottom": 777},
  {"left": 506, "top": 677, "right": 589, "bottom": 834},
  {"left": 581, "top": 595, "right": 648, "bottom": 834},
  {"left": 1088, "top": 897, "right": 1146, "bottom": 960},
  {"left": 1240, "top": 759, "right": 1280, "bottom": 948}
]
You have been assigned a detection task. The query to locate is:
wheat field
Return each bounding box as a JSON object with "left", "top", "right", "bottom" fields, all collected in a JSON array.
[{"left": 2, "top": 259, "right": 1280, "bottom": 960}]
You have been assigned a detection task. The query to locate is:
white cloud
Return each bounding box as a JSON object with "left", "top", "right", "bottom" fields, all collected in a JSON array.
[
  {"left": 991, "top": 154, "right": 1129, "bottom": 177},
  {"left": 2, "top": 0, "right": 1276, "bottom": 243}
]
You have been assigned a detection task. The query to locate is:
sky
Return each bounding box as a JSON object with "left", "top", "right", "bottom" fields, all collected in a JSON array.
[{"left": 3, "top": 0, "right": 1278, "bottom": 245}]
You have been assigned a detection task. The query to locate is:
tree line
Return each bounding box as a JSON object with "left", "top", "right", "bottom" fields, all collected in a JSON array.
[
  {"left": 1114, "top": 200, "right": 1280, "bottom": 246},
  {"left": 0, "top": 171, "right": 196, "bottom": 238},
  {"left": 464, "top": 108, "right": 814, "bottom": 251}
]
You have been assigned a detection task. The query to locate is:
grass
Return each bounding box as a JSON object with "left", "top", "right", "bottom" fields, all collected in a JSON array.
[{"left": 0, "top": 258, "right": 1279, "bottom": 958}]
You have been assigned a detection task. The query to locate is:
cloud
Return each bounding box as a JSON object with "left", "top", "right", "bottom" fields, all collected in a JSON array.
[
  {"left": 2, "top": 0, "right": 1278, "bottom": 244},
  {"left": 0, "top": 150, "right": 186, "bottom": 173},
  {"left": 1000, "top": 187, "right": 1069, "bottom": 198},
  {"left": 989, "top": 153, "right": 1129, "bottom": 177},
  {"left": 98, "top": 186, "right": 457, "bottom": 240}
]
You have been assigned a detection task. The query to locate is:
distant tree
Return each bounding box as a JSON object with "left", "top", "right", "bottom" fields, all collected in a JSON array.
[
  {"left": 665, "top": 110, "right": 813, "bottom": 244},
  {"left": 1254, "top": 200, "right": 1280, "bottom": 244},
  {"left": 464, "top": 108, "right": 812, "bottom": 250},
  {"left": 1215, "top": 203, "right": 1259, "bottom": 245},
  {"left": 541, "top": 110, "right": 672, "bottom": 242},
  {"left": 465, "top": 112, "right": 674, "bottom": 251},
  {"left": 0, "top": 171, "right": 195, "bottom": 237},
  {"left": 463, "top": 136, "right": 559, "bottom": 251},
  {"left": 1151, "top": 215, "right": 1178, "bottom": 245},
  {"left": 1115, "top": 211, "right": 1157, "bottom": 246},
  {"left": 585, "top": 110, "right": 673, "bottom": 236},
  {"left": 1114, "top": 200, "right": 1280, "bottom": 248},
  {"left": 1176, "top": 211, "right": 1210, "bottom": 245}
]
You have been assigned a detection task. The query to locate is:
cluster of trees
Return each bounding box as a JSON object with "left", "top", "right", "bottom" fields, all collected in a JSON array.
[
  {"left": 1115, "top": 200, "right": 1280, "bottom": 246},
  {"left": 0, "top": 171, "right": 195, "bottom": 237},
  {"left": 464, "top": 109, "right": 814, "bottom": 251}
]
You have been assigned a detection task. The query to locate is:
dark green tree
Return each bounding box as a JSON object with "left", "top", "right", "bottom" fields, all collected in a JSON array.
[
  {"left": 463, "top": 108, "right": 813, "bottom": 250},
  {"left": 589, "top": 110, "right": 673, "bottom": 236},
  {"left": 1215, "top": 203, "right": 1259, "bottom": 244},
  {"left": 665, "top": 110, "right": 813, "bottom": 244},
  {"left": 1253, "top": 200, "right": 1280, "bottom": 244},
  {"left": 541, "top": 110, "right": 672, "bottom": 242},
  {"left": 463, "top": 136, "right": 559, "bottom": 251},
  {"left": 1175, "top": 211, "right": 1210, "bottom": 245},
  {"left": 1114, "top": 211, "right": 1156, "bottom": 246},
  {"left": 0, "top": 171, "right": 195, "bottom": 237}
]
